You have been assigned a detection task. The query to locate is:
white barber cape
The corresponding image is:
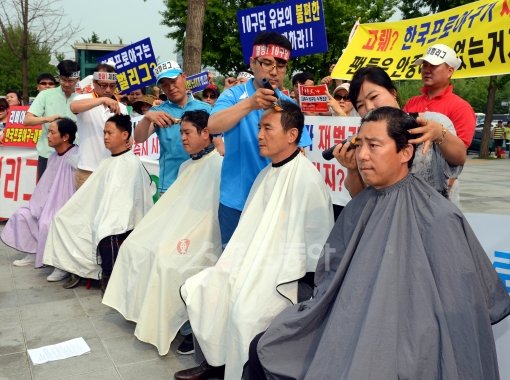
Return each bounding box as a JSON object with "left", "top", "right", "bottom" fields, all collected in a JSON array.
[
  {"left": 181, "top": 151, "right": 334, "bottom": 380},
  {"left": 102, "top": 149, "right": 223, "bottom": 355},
  {"left": 43, "top": 150, "right": 153, "bottom": 279}
]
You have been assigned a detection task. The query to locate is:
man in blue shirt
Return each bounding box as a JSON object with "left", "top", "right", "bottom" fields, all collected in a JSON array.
[
  {"left": 134, "top": 60, "right": 211, "bottom": 193},
  {"left": 208, "top": 32, "right": 311, "bottom": 247}
]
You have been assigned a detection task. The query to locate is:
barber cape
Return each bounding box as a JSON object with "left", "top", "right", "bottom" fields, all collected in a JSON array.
[
  {"left": 102, "top": 149, "right": 223, "bottom": 355},
  {"left": 43, "top": 150, "right": 153, "bottom": 279},
  {"left": 257, "top": 174, "right": 510, "bottom": 380},
  {"left": 181, "top": 151, "right": 334, "bottom": 380},
  {"left": 1, "top": 146, "right": 78, "bottom": 268}
]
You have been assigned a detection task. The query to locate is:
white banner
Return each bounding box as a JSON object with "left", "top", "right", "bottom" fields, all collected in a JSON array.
[
  {"left": 304, "top": 115, "right": 360, "bottom": 206},
  {"left": 465, "top": 213, "right": 510, "bottom": 380}
]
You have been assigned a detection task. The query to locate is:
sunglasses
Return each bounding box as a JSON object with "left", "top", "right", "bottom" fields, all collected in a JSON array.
[
  {"left": 334, "top": 95, "right": 350, "bottom": 101},
  {"left": 0, "top": 106, "right": 7, "bottom": 111},
  {"left": 39, "top": 81, "right": 55, "bottom": 86},
  {"left": 203, "top": 93, "right": 217, "bottom": 99}
]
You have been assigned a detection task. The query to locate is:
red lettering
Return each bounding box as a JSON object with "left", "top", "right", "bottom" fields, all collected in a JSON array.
[{"left": 4, "top": 157, "right": 21, "bottom": 201}]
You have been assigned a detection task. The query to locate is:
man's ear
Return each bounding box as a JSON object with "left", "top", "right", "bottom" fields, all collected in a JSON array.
[
  {"left": 122, "top": 130, "right": 130, "bottom": 141},
  {"left": 201, "top": 127, "right": 210, "bottom": 140},
  {"left": 249, "top": 57, "right": 256, "bottom": 72},
  {"left": 287, "top": 128, "right": 299, "bottom": 144},
  {"left": 400, "top": 143, "right": 414, "bottom": 165},
  {"left": 62, "top": 133, "right": 70, "bottom": 142}
]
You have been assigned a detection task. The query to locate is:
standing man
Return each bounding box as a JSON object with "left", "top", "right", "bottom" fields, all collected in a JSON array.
[
  {"left": 403, "top": 43, "right": 476, "bottom": 147},
  {"left": 70, "top": 62, "right": 128, "bottom": 188},
  {"left": 36, "top": 73, "right": 56, "bottom": 93},
  {"left": 24, "top": 60, "right": 80, "bottom": 179},
  {"left": 492, "top": 120, "right": 506, "bottom": 157},
  {"left": 134, "top": 60, "right": 211, "bottom": 194},
  {"left": 207, "top": 31, "right": 311, "bottom": 247}
]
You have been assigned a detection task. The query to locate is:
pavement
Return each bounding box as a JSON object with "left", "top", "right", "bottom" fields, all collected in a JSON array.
[{"left": 0, "top": 155, "right": 509, "bottom": 379}]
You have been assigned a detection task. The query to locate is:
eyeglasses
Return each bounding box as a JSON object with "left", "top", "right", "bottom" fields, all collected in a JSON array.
[
  {"left": 203, "top": 93, "right": 217, "bottom": 99},
  {"left": 334, "top": 95, "right": 350, "bottom": 101},
  {"left": 256, "top": 59, "right": 287, "bottom": 73},
  {"left": 95, "top": 82, "right": 117, "bottom": 90},
  {"left": 38, "top": 81, "right": 55, "bottom": 86}
]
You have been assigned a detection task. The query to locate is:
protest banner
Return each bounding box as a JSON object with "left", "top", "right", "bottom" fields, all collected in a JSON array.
[
  {"left": 1, "top": 106, "right": 41, "bottom": 148},
  {"left": 332, "top": 0, "right": 510, "bottom": 80},
  {"left": 237, "top": 0, "right": 327, "bottom": 64},
  {"left": 299, "top": 84, "right": 329, "bottom": 113},
  {"left": 98, "top": 37, "right": 157, "bottom": 93},
  {"left": 465, "top": 213, "right": 510, "bottom": 380},
  {"left": 304, "top": 115, "right": 360, "bottom": 206},
  {"left": 185, "top": 71, "right": 210, "bottom": 94}
]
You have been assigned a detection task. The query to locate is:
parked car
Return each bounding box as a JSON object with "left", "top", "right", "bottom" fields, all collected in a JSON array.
[{"left": 468, "top": 125, "right": 495, "bottom": 153}]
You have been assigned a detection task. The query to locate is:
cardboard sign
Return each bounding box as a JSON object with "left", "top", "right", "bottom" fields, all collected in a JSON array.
[
  {"left": 299, "top": 84, "right": 329, "bottom": 113},
  {"left": 237, "top": 0, "right": 328, "bottom": 64},
  {"left": 1, "top": 106, "right": 41, "bottom": 148},
  {"left": 98, "top": 37, "right": 157, "bottom": 93}
]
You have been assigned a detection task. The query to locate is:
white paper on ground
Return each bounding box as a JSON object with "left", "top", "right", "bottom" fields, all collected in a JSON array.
[{"left": 27, "top": 337, "right": 91, "bottom": 365}]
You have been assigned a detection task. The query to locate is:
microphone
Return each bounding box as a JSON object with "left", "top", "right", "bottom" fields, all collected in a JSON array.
[{"left": 322, "top": 135, "right": 357, "bottom": 160}]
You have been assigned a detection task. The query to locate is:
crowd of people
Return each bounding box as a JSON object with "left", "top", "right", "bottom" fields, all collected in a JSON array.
[{"left": 1, "top": 31, "right": 509, "bottom": 380}]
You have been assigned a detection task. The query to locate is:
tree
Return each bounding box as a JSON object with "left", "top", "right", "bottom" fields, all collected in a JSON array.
[
  {"left": 399, "top": 0, "right": 475, "bottom": 18},
  {"left": 0, "top": 25, "right": 55, "bottom": 98},
  {"left": 161, "top": 0, "right": 398, "bottom": 78},
  {"left": 0, "top": 0, "right": 80, "bottom": 103}
]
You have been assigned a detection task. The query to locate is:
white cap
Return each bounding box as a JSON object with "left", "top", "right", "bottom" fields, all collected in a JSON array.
[
  {"left": 413, "top": 44, "right": 462, "bottom": 70},
  {"left": 154, "top": 60, "right": 183, "bottom": 84},
  {"left": 333, "top": 83, "right": 350, "bottom": 96}
]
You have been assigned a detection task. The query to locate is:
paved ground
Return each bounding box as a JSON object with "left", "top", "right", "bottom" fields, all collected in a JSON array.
[{"left": 0, "top": 155, "right": 509, "bottom": 379}]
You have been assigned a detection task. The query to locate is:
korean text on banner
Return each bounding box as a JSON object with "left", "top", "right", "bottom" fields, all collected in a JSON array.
[
  {"left": 1, "top": 106, "right": 41, "bottom": 148},
  {"left": 304, "top": 115, "right": 360, "bottom": 206},
  {"left": 332, "top": 0, "right": 510, "bottom": 80},
  {"left": 98, "top": 37, "right": 157, "bottom": 93},
  {"left": 299, "top": 84, "right": 329, "bottom": 113},
  {"left": 237, "top": 0, "right": 328, "bottom": 64},
  {"left": 185, "top": 71, "right": 209, "bottom": 94}
]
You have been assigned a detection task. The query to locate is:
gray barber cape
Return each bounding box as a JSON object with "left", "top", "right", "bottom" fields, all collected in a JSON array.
[{"left": 257, "top": 174, "right": 510, "bottom": 380}]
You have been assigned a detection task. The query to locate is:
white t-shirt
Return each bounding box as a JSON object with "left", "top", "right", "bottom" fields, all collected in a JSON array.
[{"left": 73, "top": 93, "right": 128, "bottom": 171}]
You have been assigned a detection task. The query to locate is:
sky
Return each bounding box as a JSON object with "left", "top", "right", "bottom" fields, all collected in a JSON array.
[{"left": 59, "top": 0, "right": 177, "bottom": 62}]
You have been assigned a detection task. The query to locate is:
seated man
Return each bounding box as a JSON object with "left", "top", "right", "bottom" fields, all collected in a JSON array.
[
  {"left": 2, "top": 118, "right": 78, "bottom": 268},
  {"left": 176, "top": 101, "right": 334, "bottom": 380},
  {"left": 247, "top": 107, "right": 510, "bottom": 380},
  {"left": 102, "top": 110, "right": 223, "bottom": 356},
  {"left": 43, "top": 114, "right": 153, "bottom": 288}
]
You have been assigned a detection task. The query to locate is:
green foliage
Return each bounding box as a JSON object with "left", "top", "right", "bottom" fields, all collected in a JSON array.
[
  {"left": 81, "top": 32, "right": 114, "bottom": 44},
  {"left": 399, "top": 0, "right": 477, "bottom": 18},
  {"left": 0, "top": 25, "right": 54, "bottom": 97},
  {"left": 161, "top": 0, "right": 398, "bottom": 78}
]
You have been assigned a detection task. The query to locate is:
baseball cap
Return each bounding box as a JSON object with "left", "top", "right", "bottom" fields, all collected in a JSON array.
[
  {"left": 333, "top": 83, "right": 350, "bottom": 96},
  {"left": 413, "top": 44, "right": 462, "bottom": 70},
  {"left": 132, "top": 95, "right": 157, "bottom": 115},
  {"left": 203, "top": 84, "right": 220, "bottom": 98},
  {"left": 154, "top": 60, "right": 183, "bottom": 84}
]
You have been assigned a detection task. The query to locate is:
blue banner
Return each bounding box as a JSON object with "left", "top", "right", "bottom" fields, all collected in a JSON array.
[
  {"left": 185, "top": 71, "right": 209, "bottom": 94},
  {"left": 237, "top": 0, "right": 328, "bottom": 64},
  {"left": 97, "top": 37, "right": 157, "bottom": 94}
]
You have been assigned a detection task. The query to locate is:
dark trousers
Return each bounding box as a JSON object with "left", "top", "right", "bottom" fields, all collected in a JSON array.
[
  {"left": 37, "top": 156, "right": 48, "bottom": 181},
  {"left": 218, "top": 203, "right": 242, "bottom": 249},
  {"left": 97, "top": 230, "right": 132, "bottom": 277}
]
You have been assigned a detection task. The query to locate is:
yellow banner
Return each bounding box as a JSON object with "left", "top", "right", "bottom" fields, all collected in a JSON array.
[{"left": 332, "top": 0, "right": 510, "bottom": 80}]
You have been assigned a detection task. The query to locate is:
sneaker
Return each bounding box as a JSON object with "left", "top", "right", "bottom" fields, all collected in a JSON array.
[
  {"left": 13, "top": 254, "right": 35, "bottom": 267},
  {"left": 176, "top": 334, "right": 195, "bottom": 355},
  {"left": 62, "top": 274, "right": 81, "bottom": 289},
  {"left": 47, "top": 268, "right": 69, "bottom": 282}
]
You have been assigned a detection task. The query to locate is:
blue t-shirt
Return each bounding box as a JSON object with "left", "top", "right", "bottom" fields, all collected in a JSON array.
[
  {"left": 151, "top": 96, "right": 211, "bottom": 192},
  {"left": 212, "top": 79, "right": 311, "bottom": 211}
]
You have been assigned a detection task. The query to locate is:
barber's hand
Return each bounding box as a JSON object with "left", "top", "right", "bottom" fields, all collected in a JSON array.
[
  {"left": 250, "top": 88, "right": 278, "bottom": 110},
  {"left": 333, "top": 140, "right": 357, "bottom": 170},
  {"left": 224, "top": 77, "right": 238, "bottom": 89},
  {"left": 409, "top": 116, "right": 444, "bottom": 154},
  {"left": 143, "top": 111, "right": 179, "bottom": 128},
  {"left": 102, "top": 98, "right": 121, "bottom": 114}
]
